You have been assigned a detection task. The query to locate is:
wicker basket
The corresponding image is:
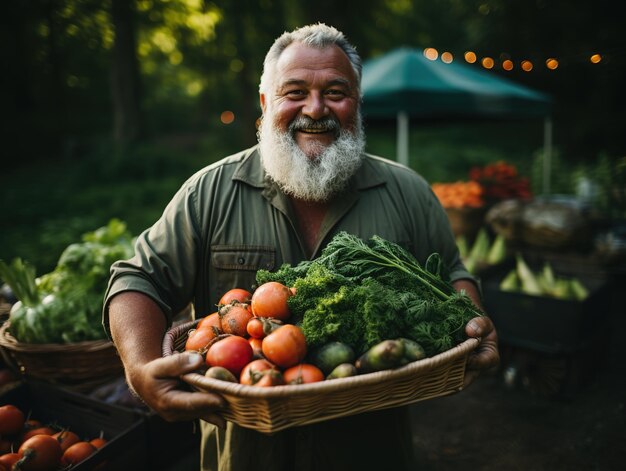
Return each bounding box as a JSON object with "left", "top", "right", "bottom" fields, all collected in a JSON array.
[
  {"left": 163, "top": 319, "right": 479, "bottom": 434},
  {"left": 0, "top": 322, "right": 124, "bottom": 392}
]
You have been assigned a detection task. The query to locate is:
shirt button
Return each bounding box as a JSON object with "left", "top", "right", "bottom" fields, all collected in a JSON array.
[{"left": 237, "top": 257, "right": 245, "bottom": 265}]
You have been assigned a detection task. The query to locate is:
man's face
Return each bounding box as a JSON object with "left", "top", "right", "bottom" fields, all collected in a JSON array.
[{"left": 260, "top": 43, "right": 360, "bottom": 159}]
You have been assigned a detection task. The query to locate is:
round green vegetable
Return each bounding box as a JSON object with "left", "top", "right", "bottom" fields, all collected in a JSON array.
[{"left": 309, "top": 342, "right": 356, "bottom": 375}]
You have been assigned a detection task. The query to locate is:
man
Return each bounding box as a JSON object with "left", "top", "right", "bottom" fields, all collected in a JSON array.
[{"left": 104, "top": 24, "right": 499, "bottom": 471}]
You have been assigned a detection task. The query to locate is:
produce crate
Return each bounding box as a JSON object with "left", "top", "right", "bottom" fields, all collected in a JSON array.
[
  {"left": 0, "top": 380, "right": 146, "bottom": 470},
  {"left": 162, "top": 319, "right": 479, "bottom": 434},
  {"left": 86, "top": 375, "right": 201, "bottom": 470},
  {"left": 481, "top": 261, "right": 612, "bottom": 354}
]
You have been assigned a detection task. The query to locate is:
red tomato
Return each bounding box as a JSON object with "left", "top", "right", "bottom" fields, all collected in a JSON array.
[
  {"left": 246, "top": 317, "right": 265, "bottom": 339},
  {"left": 21, "top": 425, "right": 57, "bottom": 442},
  {"left": 52, "top": 430, "right": 81, "bottom": 453},
  {"left": 184, "top": 327, "right": 219, "bottom": 353},
  {"left": 283, "top": 363, "right": 325, "bottom": 385},
  {"left": 0, "top": 453, "right": 21, "bottom": 469},
  {"left": 250, "top": 282, "right": 292, "bottom": 320},
  {"left": 61, "top": 441, "right": 97, "bottom": 467},
  {"left": 205, "top": 335, "right": 253, "bottom": 376},
  {"left": 89, "top": 437, "right": 107, "bottom": 449},
  {"left": 52, "top": 430, "right": 81, "bottom": 451},
  {"left": 23, "top": 419, "right": 43, "bottom": 433},
  {"left": 218, "top": 288, "right": 252, "bottom": 306},
  {"left": 240, "top": 359, "right": 284, "bottom": 387},
  {"left": 248, "top": 337, "right": 264, "bottom": 359},
  {"left": 246, "top": 317, "right": 283, "bottom": 339},
  {"left": 254, "top": 369, "right": 285, "bottom": 387},
  {"left": 219, "top": 303, "right": 253, "bottom": 337},
  {"left": 0, "top": 438, "right": 13, "bottom": 455},
  {"left": 18, "top": 434, "right": 63, "bottom": 470},
  {"left": 196, "top": 312, "right": 221, "bottom": 331},
  {"left": 0, "top": 404, "right": 24, "bottom": 436},
  {"left": 262, "top": 324, "right": 307, "bottom": 368}
]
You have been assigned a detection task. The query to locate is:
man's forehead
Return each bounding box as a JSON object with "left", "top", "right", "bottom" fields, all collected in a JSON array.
[{"left": 274, "top": 43, "right": 356, "bottom": 85}]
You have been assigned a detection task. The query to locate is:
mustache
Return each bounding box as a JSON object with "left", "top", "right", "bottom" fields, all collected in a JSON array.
[{"left": 288, "top": 115, "right": 340, "bottom": 133}]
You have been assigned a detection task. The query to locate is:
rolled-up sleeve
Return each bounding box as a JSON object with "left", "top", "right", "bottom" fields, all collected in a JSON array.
[{"left": 102, "top": 178, "right": 202, "bottom": 339}]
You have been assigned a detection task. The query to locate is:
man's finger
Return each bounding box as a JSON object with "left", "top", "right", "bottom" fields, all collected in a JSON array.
[{"left": 151, "top": 352, "right": 205, "bottom": 378}]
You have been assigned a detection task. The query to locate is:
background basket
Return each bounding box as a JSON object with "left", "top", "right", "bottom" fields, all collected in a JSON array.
[
  {"left": 163, "top": 319, "right": 478, "bottom": 434},
  {"left": 0, "top": 321, "right": 124, "bottom": 392}
]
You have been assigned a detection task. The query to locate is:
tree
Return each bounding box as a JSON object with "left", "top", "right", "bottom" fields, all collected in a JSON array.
[{"left": 110, "top": 0, "right": 141, "bottom": 144}]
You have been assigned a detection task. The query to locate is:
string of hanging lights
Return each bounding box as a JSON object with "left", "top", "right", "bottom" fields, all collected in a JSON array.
[{"left": 422, "top": 47, "right": 607, "bottom": 72}]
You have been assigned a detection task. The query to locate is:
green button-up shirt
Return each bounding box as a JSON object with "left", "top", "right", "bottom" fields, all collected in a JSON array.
[{"left": 103, "top": 145, "right": 475, "bottom": 471}]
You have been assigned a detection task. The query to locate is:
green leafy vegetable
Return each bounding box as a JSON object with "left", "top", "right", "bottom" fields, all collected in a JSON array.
[
  {"left": 256, "top": 232, "right": 482, "bottom": 356},
  {"left": 0, "top": 219, "right": 135, "bottom": 343}
]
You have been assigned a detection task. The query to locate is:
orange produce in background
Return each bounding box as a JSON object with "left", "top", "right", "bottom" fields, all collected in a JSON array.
[{"left": 432, "top": 181, "right": 484, "bottom": 208}]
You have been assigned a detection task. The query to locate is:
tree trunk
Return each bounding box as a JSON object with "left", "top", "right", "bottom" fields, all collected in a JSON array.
[{"left": 110, "top": 0, "right": 141, "bottom": 144}]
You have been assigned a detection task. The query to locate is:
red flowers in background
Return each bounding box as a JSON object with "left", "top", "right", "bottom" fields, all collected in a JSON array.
[
  {"left": 469, "top": 161, "right": 532, "bottom": 202},
  {"left": 433, "top": 161, "right": 532, "bottom": 209}
]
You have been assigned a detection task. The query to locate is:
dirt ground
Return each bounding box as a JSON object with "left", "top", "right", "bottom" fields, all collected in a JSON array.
[{"left": 409, "top": 280, "right": 626, "bottom": 471}]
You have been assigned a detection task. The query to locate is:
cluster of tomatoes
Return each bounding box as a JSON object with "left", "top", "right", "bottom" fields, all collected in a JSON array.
[
  {"left": 0, "top": 403, "right": 107, "bottom": 470},
  {"left": 185, "top": 281, "right": 324, "bottom": 387}
]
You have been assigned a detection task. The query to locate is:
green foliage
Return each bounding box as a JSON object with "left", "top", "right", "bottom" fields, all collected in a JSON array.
[
  {"left": 531, "top": 151, "right": 626, "bottom": 219},
  {"left": 365, "top": 121, "right": 542, "bottom": 184},
  {"left": 0, "top": 135, "right": 230, "bottom": 273}
]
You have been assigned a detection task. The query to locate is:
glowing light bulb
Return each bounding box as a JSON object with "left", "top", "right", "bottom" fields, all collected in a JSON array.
[
  {"left": 521, "top": 60, "right": 533, "bottom": 72},
  {"left": 590, "top": 54, "right": 602, "bottom": 64},
  {"left": 546, "top": 58, "right": 559, "bottom": 70},
  {"left": 464, "top": 51, "right": 477, "bottom": 63},
  {"left": 441, "top": 51, "right": 453, "bottom": 63},
  {"left": 423, "top": 48, "right": 439, "bottom": 60},
  {"left": 220, "top": 111, "right": 235, "bottom": 124}
]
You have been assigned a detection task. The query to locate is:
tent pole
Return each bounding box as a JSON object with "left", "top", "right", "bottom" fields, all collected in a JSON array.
[
  {"left": 543, "top": 116, "right": 553, "bottom": 195},
  {"left": 397, "top": 111, "right": 409, "bottom": 166}
]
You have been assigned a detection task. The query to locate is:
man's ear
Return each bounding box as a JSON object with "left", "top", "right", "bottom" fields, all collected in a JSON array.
[{"left": 259, "top": 93, "right": 267, "bottom": 114}]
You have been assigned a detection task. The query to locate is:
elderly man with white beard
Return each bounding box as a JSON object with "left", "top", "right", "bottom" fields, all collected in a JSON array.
[{"left": 104, "top": 23, "right": 499, "bottom": 471}]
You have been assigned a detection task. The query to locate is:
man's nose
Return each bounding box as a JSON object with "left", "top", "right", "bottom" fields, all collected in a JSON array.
[{"left": 302, "top": 92, "right": 329, "bottom": 120}]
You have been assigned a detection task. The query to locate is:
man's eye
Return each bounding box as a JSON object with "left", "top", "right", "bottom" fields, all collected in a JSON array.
[
  {"left": 286, "top": 90, "right": 305, "bottom": 97},
  {"left": 325, "top": 89, "right": 346, "bottom": 98}
]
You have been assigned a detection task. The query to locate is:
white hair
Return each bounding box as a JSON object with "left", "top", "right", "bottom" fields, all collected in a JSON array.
[{"left": 259, "top": 23, "right": 362, "bottom": 96}]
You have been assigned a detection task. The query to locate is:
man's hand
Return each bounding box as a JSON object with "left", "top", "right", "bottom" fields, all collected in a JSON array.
[
  {"left": 108, "top": 291, "right": 227, "bottom": 428},
  {"left": 463, "top": 315, "right": 500, "bottom": 387},
  {"left": 130, "top": 351, "right": 227, "bottom": 428}
]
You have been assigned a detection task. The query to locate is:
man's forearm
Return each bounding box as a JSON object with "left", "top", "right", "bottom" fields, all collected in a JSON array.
[{"left": 109, "top": 291, "right": 168, "bottom": 384}]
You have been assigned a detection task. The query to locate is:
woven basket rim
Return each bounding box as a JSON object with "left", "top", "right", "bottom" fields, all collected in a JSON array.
[
  {"left": 0, "top": 321, "right": 115, "bottom": 352},
  {"left": 164, "top": 319, "right": 479, "bottom": 399}
]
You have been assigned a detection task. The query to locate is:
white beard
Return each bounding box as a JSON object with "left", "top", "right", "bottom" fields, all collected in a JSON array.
[{"left": 258, "top": 113, "right": 365, "bottom": 202}]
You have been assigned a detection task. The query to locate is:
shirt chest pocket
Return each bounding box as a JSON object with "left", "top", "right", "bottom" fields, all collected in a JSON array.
[
  {"left": 211, "top": 245, "right": 276, "bottom": 271},
  {"left": 209, "top": 245, "right": 276, "bottom": 301}
]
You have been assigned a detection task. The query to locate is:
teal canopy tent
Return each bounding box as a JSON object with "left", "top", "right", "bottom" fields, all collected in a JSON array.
[{"left": 361, "top": 47, "right": 554, "bottom": 193}]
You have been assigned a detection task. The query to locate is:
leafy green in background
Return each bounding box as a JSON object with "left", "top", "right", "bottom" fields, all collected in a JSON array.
[{"left": 0, "top": 219, "right": 135, "bottom": 343}]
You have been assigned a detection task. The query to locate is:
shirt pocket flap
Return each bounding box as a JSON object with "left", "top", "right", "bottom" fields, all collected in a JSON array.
[{"left": 211, "top": 245, "right": 276, "bottom": 271}]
